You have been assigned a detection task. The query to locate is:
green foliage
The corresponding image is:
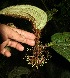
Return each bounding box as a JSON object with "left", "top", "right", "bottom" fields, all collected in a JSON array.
[
  {"left": 8, "top": 66, "right": 31, "bottom": 78},
  {"left": 46, "top": 8, "right": 58, "bottom": 22},
  {"left": 50, "top": 32, "right": 70, "bottom": 62},
  {"left": 0, "top": 0, "right": 70, "bottom": 78}
]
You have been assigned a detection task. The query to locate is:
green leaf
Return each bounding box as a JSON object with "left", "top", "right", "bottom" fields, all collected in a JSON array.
[{"left": 50, "top": 32, "right": 70, "bottom": 62}]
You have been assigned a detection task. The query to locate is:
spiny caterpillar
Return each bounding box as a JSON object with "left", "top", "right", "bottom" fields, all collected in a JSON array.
[
  {"left": 0, "top": 5, "right": 51, "bottom": 69},
  {"left": 25, "top": 31, "right": 52, "bottom": 69}
]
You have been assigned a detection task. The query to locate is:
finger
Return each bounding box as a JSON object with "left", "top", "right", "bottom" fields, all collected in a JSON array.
[
  {"left": 1, "top": 39, "right": 10, "bottom": 51},
  {"left": 8, "top": 28, "right": 26, "bottom": 43},
  {"left": 1, "top": 39, "right": 24, "bottom": 51},
  {"left": 23, "top": 39, "right": 35, "bottom": 46},
  {"left": 0, "top": 24, "right": 25, "bottom": 42},
  {"left": 8, "top": 28, "right": 35, "bottom": 46},
  {"left": 7, "top": 40, "right": 24, "bottom": 51},
  {"left": 10, "top": 27, "right": 36, "bottom": 39},
  {"left": 1, "top": 48, "right": 11, "bottom": 57},
  {"left": 4, "top": 50, "right": 11, "bottom": 57}
]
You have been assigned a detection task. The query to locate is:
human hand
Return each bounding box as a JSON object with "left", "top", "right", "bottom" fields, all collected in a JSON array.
[{"left": 0, "top": 24, "right": 35, "bottom": 57}]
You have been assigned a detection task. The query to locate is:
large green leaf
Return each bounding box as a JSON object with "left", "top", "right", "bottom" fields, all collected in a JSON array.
[{"left": 50, "top": 32, "right": 70, "bottom": 62}]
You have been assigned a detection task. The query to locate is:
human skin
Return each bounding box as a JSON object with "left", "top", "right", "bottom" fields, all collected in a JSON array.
[{"left": 0, "top": 24, "right": 36, "bottom": 57}]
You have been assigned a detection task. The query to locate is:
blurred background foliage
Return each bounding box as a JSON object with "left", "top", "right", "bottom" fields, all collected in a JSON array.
[{"left": 0, "top": 0, "right": 70, "bottom": 78}]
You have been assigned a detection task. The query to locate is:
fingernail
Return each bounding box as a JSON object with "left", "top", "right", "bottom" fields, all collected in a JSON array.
[
  {"left": 20, "top": 46, "right": 24, "bottom": 51},
  {"left": 31, "top": 41, "right": 35, "bottom": 46}
]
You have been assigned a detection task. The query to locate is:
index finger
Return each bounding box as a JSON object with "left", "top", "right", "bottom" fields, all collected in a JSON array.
[
  {"left": 8, "top": 28, "right": 35, "bottom": 46},
  {"left": 10, "top": 27, "right": 36, "bottom": 40}
]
